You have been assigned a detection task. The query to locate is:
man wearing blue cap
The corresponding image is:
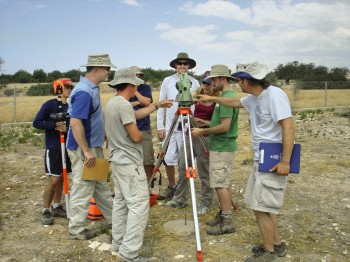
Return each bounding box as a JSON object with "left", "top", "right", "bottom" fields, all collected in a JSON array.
[{"left": 196, "top": 62, "right": 294, "bottom": 262}]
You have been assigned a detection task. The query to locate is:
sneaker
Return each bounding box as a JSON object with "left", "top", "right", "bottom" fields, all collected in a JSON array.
[
  {"left": 69, "top": 228, "right": 98, "bottom": 240},
  {"left": 41, "top": 209, "right": 54, "bottom": 225},
  {"left": 245, "top": 250, "right": 277, "bottom": 262},
  {"left": 164, "top": 200, "right": 186, "bottom": 209},
  {"left": 206, "top": 216, "right": 235, "bottom": 235},
  {"left": 197, "top": 204, "right": 210, "bottom": 215},
  {"left": 51, "top": 204, "right": 67, "bottom": 218},
  {"left": 116, "top": 251, "right": 149, "bottom": 262},
  {"left": 206, "top": 209, "right": 222, "bottom": 226},
  {"left": 157, "top": 185, "right": 176, "bottom": 200},
  {"left": 252, "top": 243, "right": 286, "bottom": 257}
]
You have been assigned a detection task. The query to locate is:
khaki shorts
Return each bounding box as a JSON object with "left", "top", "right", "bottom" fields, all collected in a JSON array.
[
  {"left": 209, "top": 151, "right": 235, "bottom": 188},
  {"left": 244, "top": 162, "right": 288, "bottom": 214},
  {"left": 141, "top": 130, "right": 155, "bottom": 165}
]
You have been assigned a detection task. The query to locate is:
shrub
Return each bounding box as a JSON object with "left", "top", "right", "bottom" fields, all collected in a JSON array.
[{"left": 27, "top": 83, "right": 52, "bottom": 96}]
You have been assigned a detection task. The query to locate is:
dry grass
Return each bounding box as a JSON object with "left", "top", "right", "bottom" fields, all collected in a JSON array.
[{"left": 1, "top": 88, "right": 350, "bottom": 124}]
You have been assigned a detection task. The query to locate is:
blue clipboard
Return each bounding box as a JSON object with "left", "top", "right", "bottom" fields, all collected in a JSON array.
[{"left": 259, "top": 143, "right": 301, "bottom": 174}]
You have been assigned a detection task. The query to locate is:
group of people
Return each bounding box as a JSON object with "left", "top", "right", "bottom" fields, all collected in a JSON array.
[{"left": 33, "top": 52, "right": 295, "bottom": 262}]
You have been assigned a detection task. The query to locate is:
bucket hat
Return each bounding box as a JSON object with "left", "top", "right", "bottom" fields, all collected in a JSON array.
[
  {"left": 81, "top": 53, "right": 116, "bottom": 68},
  {"left": 130, "top": 66, "right": 143, "bottom": 76},
  {"left": 204, "top": 65, "right": 235, "bottom": 81},
  {"left": 109, "top": 67, "right": 144, "bottom": 87},
  {"left": 169, "top": 52, "right": 196, "bottom": 69},
  {"left": 231, "top": 62, "right": 269, "bottom": 80},
  {"left": 201, "top": 71, "right": 212, "bottom": 85}
]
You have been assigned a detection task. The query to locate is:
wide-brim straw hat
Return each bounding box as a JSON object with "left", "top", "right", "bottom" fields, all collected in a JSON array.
[
  {"left": 169, "top": 52, "right": 196, "bottom": 69},
  {"left": 109, "top": 67, "right": 144, "bottom": 87},
  {"left": 204, "top": 64, "right": 235, "bottom": 81},
  {"left": 81, "top": 53, "right": 116, "bottom": 68},
  {"left": 231, "top": 62, "right": 269, "bottom": 80}
]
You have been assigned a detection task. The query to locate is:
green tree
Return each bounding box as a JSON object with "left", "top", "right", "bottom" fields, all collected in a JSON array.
[
  {"left": 329, "top": 67, "right": 349, "bottom": 81},
  {"left": 274, "top": 61, "right": 300, "bottom": 84},
  {"left": 33, "top": 69, "right": 47, "bottom": 82},
  {"left": 13, "top": 70, "right": 34, "bottom": 83},
  {"left": 47, "top": 70, "right": 63, "bottom": 82},
  {"left": 64, "top": 69, "right": 81, "bottom": 82},
  {"left": 0, "top": 74, "right": 13, "bottom": 87}
]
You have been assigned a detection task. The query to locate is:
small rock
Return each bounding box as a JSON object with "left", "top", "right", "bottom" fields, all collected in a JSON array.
[
  {"left": 345, "top": 205, "right": 350, "bottom": 209},
  {"left": 97, "top": 243, "right": 111, "bottom": 251},
  {"left": 341, "top": 198, "right": 349, "bottom": 202},
  {"left": 6, "top": 188, "right": 11, "bottom": 190},
  {"left": 88, "top": 241, "right": 101, "bottom": 250},
  {"left": 343, "top": 250, "right": 348, "bottom": 255},
  {"left": 332, "top": 223, "right": 338, "bottom": 227},
  {"left": 174, "top": 255, "right": 185, "bottom": 259}
]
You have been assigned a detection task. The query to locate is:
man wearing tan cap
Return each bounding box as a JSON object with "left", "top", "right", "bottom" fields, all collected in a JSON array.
[
  {"left": 156, "top": 52, "right": 200, "bottom": 200},
  {"left": 106, "top": 67, "right": 173, "bottom": 262},
  {"left": 66, "top": 53, "right": 115, "bottom": 240},
  {"left": 192, "top": 64, "right": 239, "bottom": 236}
]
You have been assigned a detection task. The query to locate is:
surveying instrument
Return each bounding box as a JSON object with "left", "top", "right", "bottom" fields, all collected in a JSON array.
[{"left": 150, "top": 73, "right": 209, "bottom": 261}]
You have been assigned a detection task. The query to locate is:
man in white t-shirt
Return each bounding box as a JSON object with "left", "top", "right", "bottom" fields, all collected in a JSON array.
[
  {"left": 157, "top": 52, "right": 200, "bottom": 200},
  {"left": 196, "top": 62, "right": 295, "bottom": 262}
]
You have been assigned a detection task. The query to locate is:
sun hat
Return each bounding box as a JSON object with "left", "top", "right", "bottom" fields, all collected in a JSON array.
[
  {"left": 130, "top": 66, "right": 143, "bottom": 76},
  {"left": 201, "top": 71, "right": 212, "bottom": 85},
  {"left": 81, "top": 53, "right": 116, "bottom": 68},
  {"left": 169, "top": 52, "right": 196, "bottom": 69},
  {"left": 109, "top": 67, "right": 144, "bottom": 87},
  {"left": 231, "top": 62, "right": 269, "bottom": 80},
  {"left": 204, "top": 64, "right": 235, "bottom": 81}
]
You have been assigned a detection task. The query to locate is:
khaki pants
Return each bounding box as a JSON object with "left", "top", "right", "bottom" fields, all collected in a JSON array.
[
  {"left": 110, "top": 163, "right": 149, "bottom": 259},
  {"left": 67, "top": 147, "right": 113, "bottom": 234}
]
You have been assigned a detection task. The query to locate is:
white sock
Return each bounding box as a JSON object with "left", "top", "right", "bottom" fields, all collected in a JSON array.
[{"left": 51, "top": 203, "right": 60, "bottom": 209}]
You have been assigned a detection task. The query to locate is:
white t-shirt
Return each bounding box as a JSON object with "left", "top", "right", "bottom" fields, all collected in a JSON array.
[
  {"left": 240, "top": 86, "right": 292, "bottom": 160},
  {"left": 157, "top": 74, "right": 200, "bottom": 132}
]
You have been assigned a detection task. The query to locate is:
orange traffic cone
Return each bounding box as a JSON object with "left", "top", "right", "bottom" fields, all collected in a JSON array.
[{"left": 87, "top": 197, "right": 103, "bottom": 220}]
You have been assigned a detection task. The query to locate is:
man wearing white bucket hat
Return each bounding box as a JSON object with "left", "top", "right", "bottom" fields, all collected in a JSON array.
[
  {"left": 66, "top": 54, "right": 115, "bottom": 240},
  {"left": 105, "top": 67, "right": 173, "bottom": 262},
  {"left": 196, "top": 62, "right": 295, "bottom": 262},
  {"left": 191, "top": 64, "right": 239, "bottom": 236}
]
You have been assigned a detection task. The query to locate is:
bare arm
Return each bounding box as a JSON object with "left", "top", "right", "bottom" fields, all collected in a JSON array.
[
  {"left": 196, "top": 95, "right": 244, "bottom": 108},
  {"left": 191, "top": 117, "right": 232, "bottom": 137},
  {"left": 135, "top": 91, "right": 152, "bottom": 107},
  {"left": 125, "top": 123, "right": 143, "bottom": 143},
  {"left": 270, "top": 117, "right": 295, "bottom": 176},
  {"left": 135, "top": 100, "right": 173, "bottom": 120},
  {"left": 130, "top": 101, "right": 140, "bottom": 107},
  {"left": 70, "top": 118, "right": 96, "bottom": 167}
]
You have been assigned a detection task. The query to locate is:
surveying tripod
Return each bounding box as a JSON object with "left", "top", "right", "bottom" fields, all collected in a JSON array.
[{"left": 149, "top": 106, "right": 209, "bottom": 262}]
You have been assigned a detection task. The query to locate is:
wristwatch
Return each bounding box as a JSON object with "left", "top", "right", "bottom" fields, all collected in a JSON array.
[{"left": 153, "top": 103, "right": 159, "bottom": 110}]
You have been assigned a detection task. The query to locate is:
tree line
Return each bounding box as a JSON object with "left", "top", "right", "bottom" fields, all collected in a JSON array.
[{"left": 0, "top": 59, "right": 349, "bottom": 89}]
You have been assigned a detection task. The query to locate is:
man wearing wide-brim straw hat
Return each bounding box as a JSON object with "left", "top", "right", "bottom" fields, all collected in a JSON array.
[
  {"left": 157, "top": 52, "right": 200, "bottom": 201},
  {"left": 191, "top": 64, "right": 239, "bottom": 236},
  {"left": 105, "top": 67, "right": 173, "bottom": 261},
  {"left": 66, "top": 53, "right": 115, "bottom": 240},
  {"left": 196, "top": 62, "right": 295, "bottom": 261}
]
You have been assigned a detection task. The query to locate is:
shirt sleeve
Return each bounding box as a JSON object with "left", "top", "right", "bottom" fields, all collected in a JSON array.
[
  {"left": 33, "top": 101, "right": 56, "bottom": 130},
  {"left": 70, "top": 91, "right": 93, "bottom": 120}
]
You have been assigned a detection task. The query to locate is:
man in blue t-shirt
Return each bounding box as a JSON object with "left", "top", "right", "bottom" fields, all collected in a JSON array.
[
  {"left": 66, "top": 54, "right": 115, "bottom": 240},
  {"left": 129, "top": 66, "right": 155, "bottom": 187}
]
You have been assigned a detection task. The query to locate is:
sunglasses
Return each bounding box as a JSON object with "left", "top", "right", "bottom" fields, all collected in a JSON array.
[{"left": 177, "top": 61, "right": 189, "bottom": 66}]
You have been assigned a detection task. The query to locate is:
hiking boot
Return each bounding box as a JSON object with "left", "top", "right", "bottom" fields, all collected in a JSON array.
[
  {"left": 206, "top": 209, "right": 222, "bottom": 226},
  {"left": 41, "top": 209, "right": 54, "bottom": 225},
  {"left": 252, "top": 243, "right": 286, "bottom": 257},
  {"left": 157, "top": 185, "right": 176, "bottom": 200},
  {"left": 245, "top": 249, "right": 277, "bottom": 262},
  {"left": 51, "top": 204, "right": 67, "bottom": 218},
  {"left": 197, "top": 203, "right": 210, "bottom": 215},
  {"left": 164, "top": 200, "right": 186, "bottom": 209},
  {"left": 206, "top": 216, "right": 235, "bottom": 235},
  {"left": 116, "top": 251, "right": 149, "bottom": 262},
  {"left": 69, "top": 228, "right": 98, "bottom": 240}
]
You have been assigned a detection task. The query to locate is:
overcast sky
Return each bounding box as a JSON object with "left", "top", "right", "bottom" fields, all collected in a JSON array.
[{"left": 1, "top": 0, "right": 349, "bottom": 75}]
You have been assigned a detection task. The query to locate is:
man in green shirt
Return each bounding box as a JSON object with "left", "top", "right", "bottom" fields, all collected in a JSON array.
[{"left": 192, "top": 64, "right": 239, "bottom": 235}]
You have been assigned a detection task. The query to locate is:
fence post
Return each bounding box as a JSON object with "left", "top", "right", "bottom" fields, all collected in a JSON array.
[
  {"left": 325, "top": 81, "right": 327, "bottom": 107},
  {"left": 13, "top": 86, "right": 17, "bottom": 123}
]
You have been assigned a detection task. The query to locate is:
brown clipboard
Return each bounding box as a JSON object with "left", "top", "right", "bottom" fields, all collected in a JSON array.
[{"left": 81, "top": 158, "right": 110, "bottom": 181}]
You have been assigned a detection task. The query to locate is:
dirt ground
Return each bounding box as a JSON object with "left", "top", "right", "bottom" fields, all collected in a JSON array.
[{"left": 0, "top": 109, "right": 350, "bottom": 262}]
